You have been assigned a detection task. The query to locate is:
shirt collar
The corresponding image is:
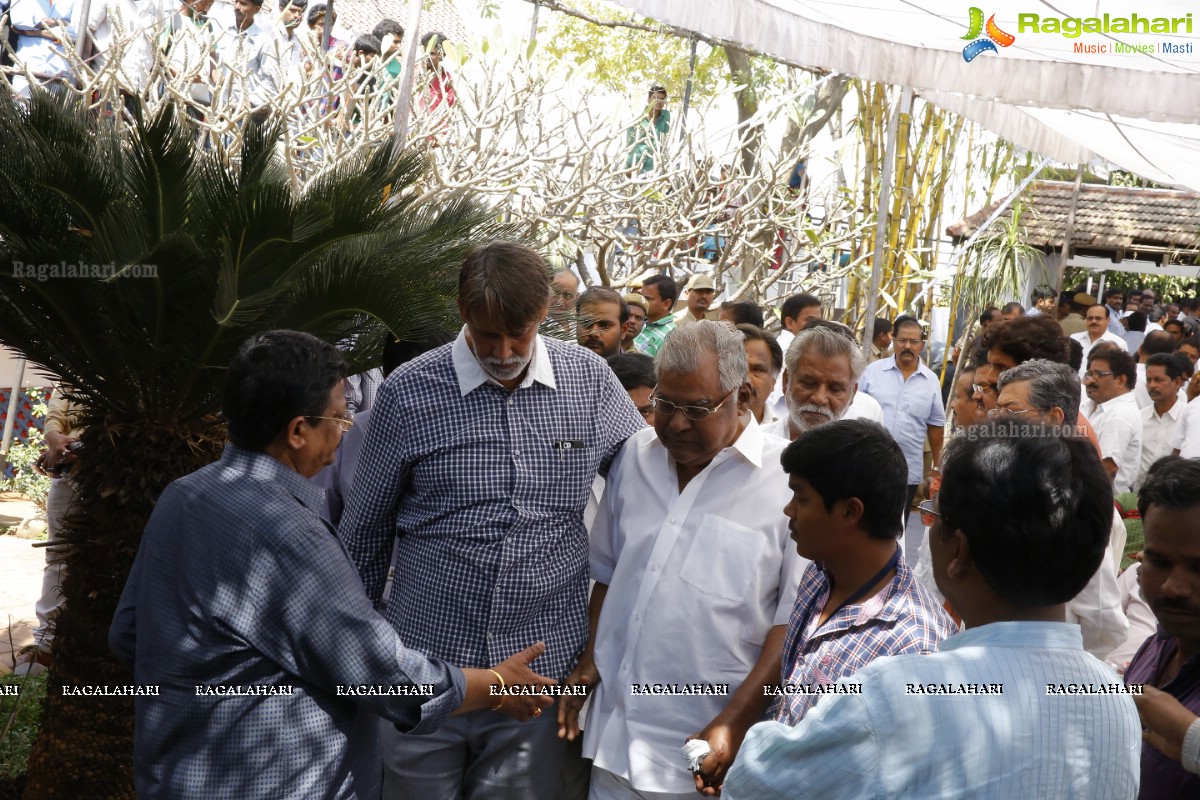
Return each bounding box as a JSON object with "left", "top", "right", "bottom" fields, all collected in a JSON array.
[
  {"left": 644, "top": 315, "right": 674, "bottom": 329},
  {"left": 1100, "top": 391, "right": 1137, "bottom": 411},
  {"left": 450, "top": 326, "right": 556, "bottom": 397},
  {"left": 809, "top": 555, "right": 920, "bottom": 635},
  {"left": 641, "top": 410, "right": 766, "bottom": 470},
  {"left": 880, "top": 355, "right": 934, "bottom": 378},
  {"left": 938, "top": 620, "right": 1084, "bottom": 652},
  {"left": 219, "top": 443, "right": 326, "bottom": 513}
]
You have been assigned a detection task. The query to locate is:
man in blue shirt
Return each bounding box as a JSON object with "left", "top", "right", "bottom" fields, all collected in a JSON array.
[
  {"left": 111, "top": 330, "right": 554, "bottom": 799},
  {"left": 857, "top": 315, "right": 945, "bottom": 557},
  {"left": 724, "top": 424, "right": 1141, "bottom": 799},
  {"left": 339, "top": 242, "right": 646, "bottom": 799}
]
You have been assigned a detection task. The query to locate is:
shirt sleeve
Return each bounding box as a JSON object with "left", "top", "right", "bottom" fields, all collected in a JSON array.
[
  {"left": 925, "top": 377, "right": 946, "bottom": 427},
  {"left": 589, "top": 447, "right": 628, "bottom": 585},
  {"left": 724, "top": 680, "right": 881, "bottom": 800},
  {"left": 42, "top": 393, "right": 74, "bottom": 436},
  {"left": 773, "top": 546, "right": 808, "bottom": 627},
  {"left": 1064, "top": 539, "right": 1129, "bottom": 660},
  {"left": 338, "top": 378, "right": 409, "bottom": 603},
  {"left": 1097, "top": 413, "right": 1136, "bottom": 462},
  {"left": 240, "top": 513, "right": 464, "bottom": 734},
  {"left": 1183, "top": 718, "right": 1200, "bottom": 775}
]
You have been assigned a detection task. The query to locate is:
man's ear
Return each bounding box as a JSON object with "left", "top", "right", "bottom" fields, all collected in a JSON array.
[
  {"left": 837, "top": 496, "right": 865, "bottom": 530},
  {"left": 735, "top": 381, "right": 753, "bottom": 413},
  {"left": 283, "top": 416, "right": 308, "bottom": 452},
  {"left": 945, "top": 528, "right": 972, "bottom": 581}
]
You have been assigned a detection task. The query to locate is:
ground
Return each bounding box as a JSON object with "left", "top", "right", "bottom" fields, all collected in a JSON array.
[{"left": 0, "top": 494, "right": 45, "bottom": 674}]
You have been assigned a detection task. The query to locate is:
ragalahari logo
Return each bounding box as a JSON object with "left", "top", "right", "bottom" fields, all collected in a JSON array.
[{"left": 961, "top": 7, "right": 1015, "bottom": 61}]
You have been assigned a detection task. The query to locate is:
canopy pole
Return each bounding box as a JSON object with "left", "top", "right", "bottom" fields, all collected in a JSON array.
[
  {"left": 321, "top": 0, "right": 334, "bottom": 51},
  {"left": 861, "top": 86, "right": 911, "bottom": 356},
  {"left": 1054, "top": 164, "right": 1085, "bottom": 294},
  {"left": 391, "top": 0, "right": 427, "bottom": 144},
  {"left": 677, "top": 36, "right": 698, "bottom": 138},
  {"left": 529, "top": 0, "right": 539, "bottom": 46}
]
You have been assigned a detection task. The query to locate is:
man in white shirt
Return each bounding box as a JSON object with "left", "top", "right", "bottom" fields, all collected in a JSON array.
[
  {"left": 1083, "top": 345, "right": 1143, "bottom": 494},
  {"left": 8, "top": 0, "right": 78, "bottom": 97},
  {"left": 558, "top": 321, "right": 807, "bottom": 799},
  {"left": 1139, "top": 353, "right": 1186, "bottom": 490},
  {"left": 1133, "top": 331, "right": 1180, "bottom": 409},
  {"left": 86, "top": 0, "right": 169, "bottom": 95},
  {"left": 766, "top": 319, "right": 883, "bottom": 429},
  {"left": 1072, "top": 304, "right": 1129, "bottom": 378},
  {"left": 767, "top": 293, "right": 822, "bottom": 413},
  {"left": 1172, "top": 397, "right": 1200, "bottom": 459},
  {"left": 1104, "top": 288, "right": 1128, "bottom": 336},
  {"left": 211, "top": 0, "right": 281, "bottom": 116}
]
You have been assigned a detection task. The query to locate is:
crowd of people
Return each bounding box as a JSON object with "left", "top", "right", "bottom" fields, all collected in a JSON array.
[
  {"left": 0, "top": 0, "right": 452, "bottom": 126},
  {"left": 18, "top": 248, "right": 1200, "bottom": 799}
]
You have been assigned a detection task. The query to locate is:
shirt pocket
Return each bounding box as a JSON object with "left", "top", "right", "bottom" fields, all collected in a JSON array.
[{"left": 678, "top": 514, "right": 767, "bottom": 602}]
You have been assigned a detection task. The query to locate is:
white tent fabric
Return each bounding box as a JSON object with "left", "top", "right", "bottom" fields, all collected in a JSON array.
[{"left": 612, "top": 0, "right": 1200, "bottom": 189}]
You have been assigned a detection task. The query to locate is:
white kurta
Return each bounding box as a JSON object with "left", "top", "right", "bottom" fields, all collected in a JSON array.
[
  {"left": 584, "top": 419, "right": 808, "bottom": 794},
  {"left": 1086, "top": 392, "right": 1144, "bottom": 495}
]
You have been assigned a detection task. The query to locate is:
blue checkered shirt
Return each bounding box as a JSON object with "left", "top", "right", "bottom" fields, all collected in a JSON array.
[
  {"left": 338, "top": 331, "right": 645, "bottom": 681},
  {"left": 110, "top": 445, "right": 465, "bottom": 799},
  {"left": 776, "top": 557, "right": 957, "bottom": 724}
]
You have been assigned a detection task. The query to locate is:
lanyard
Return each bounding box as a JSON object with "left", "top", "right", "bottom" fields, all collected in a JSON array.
[{"left": 784, "top": 545, "right": 902, "bottom": 676}]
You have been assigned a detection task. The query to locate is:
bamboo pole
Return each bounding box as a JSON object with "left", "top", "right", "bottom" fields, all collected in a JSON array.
[{"left": 1054, "top": 164, "right": 1086, "bottom": 294}]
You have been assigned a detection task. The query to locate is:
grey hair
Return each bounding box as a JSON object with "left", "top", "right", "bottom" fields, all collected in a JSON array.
[
  {"left": 998, "top": 359, "right": 1081, "bottom": 425},
  {"left": 655, "top": 321, "right": 747, "bottom": 393},
  {"left": 784, "top": 326, "right": 868, "bottom": 381}
]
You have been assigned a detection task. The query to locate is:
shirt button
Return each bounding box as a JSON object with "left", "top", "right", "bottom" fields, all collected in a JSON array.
[
  {"left": 512, "top": 450, "right": 520, "bottom": 458},
  {"left": 650, "top": 564, "right": 659, "bottom": 572},
  {"left": 669, "top": 518, "right": 677, "bottom": 525},
  {"left": 633, "top": 613, "right": 641, "bottom": 622}
]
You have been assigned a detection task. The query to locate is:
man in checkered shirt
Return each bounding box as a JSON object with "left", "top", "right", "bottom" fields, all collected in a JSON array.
[{"left": 339, "top": 241, "right": 646, "bottom": 800}]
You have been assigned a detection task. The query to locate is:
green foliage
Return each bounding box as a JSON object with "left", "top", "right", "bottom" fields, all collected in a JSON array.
[
  {"left": 2, "top": 388, "right": 50, "bottom": 512},
  {"left": 540, "top": 0, "right": 728, "bottom": 100},
  {"left": 0, "top": 673, "right": 48, "bottom": 782},
  {"left": 1063, "top": 269, "right": 1199, "bottom": 301}
]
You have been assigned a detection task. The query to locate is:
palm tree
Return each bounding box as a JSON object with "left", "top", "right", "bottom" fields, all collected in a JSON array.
[{"left": 0, "top": 90, "right": 501, "bottom": 798}]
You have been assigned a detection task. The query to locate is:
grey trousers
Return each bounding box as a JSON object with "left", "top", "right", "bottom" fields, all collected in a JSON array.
[{"left": 380, "top": 707, "right": 566, "bottom": 800}]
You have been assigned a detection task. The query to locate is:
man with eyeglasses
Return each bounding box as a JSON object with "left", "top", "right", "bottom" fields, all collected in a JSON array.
[
  {"left": 558, "top": 321, "right": 807, "bottom": 799},
  {"left": 1082, "top": 344, "right": 1143, "bottom": 494},
  {"left": 858, "top": 316, "right": 945, "bottom": 559},
  {"left": 339, "top": 243, "right": 645, "bottom": 799},
  {"left": 111, "top": 330, "right": 558, "bottom": 798},
  {"left": 1071, "top": 303, "right": 1129, "bottom": 378}
]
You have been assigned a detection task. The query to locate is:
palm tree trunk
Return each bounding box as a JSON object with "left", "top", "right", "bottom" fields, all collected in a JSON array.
[{"left": 22, "top": 414, "right": 226, "bottom": 799}]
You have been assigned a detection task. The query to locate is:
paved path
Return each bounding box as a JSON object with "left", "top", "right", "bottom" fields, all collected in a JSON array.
[{"left": 0, "top": 497, "right": 46, "bottom": 672}]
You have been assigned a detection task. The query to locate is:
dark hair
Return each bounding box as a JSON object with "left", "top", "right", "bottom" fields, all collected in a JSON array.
[
  {"left": 1001, "top": 301, "right": 1024, "bottom": 315},
  {"left": 1164, "top": 318, "right": 1186, "bottom": 333},
  {"left": 578, "top": 286, "right": 630, "bottom": 326},
  {"left": 306, "top": 2, "right": 326, "bottom": 24},
  {"left": 872, "top": 317, "right": 892, "bottom": 339},
  {"left": 1105, "top": 288, "right": 1125, "bottom": 301},
  {"left": 939, "top": 425, "right": 1112, "bottom": 605},
  {"left": 781, "top": 420, "right": 908, "bottom": 540},
  {"left": 606, "top": 352, "right": 656, "bottom": 392},
  {"left": 781, "top": 293, "right": 820, "bottom": 322},
  {"left": 1145, "top": 352, "right": 1184, "bottom": 382},
  {"left": 381, "top": 330, "right": 454, "bottom": 377},
  {"left": 1031, "top": 285, "right": 1056, "bottom": 302},
  {"left": 648, "top": 84, "right": 667, "bottom": 96},
  {"left": 641, "top": 274, "right": 678, "bottom": 308},
  {"left": 979, "top": 307, "right": 1000, "bottom": 326},
  {"left": 1171, "top": 351, "right": 1195, "bottom": 379},
  {"left": 803, "top": 317, "right": 856, "bottom": 343},
  {"left": 1127, "top": 311, "right": 1147, "bottom": 332},
  {"left": 1183, "top": 335, "right": 1200, "bottom": 352},
  {"left": 1088, "top": 304, "right": 1111, "bottom": 319},
  {"left": 353, "top": 34, "right": 381, "bottom": 54},
  {"left": 372, "top": 18, "right": 403, "bottom": 39},
  {"left": 981, "top": 316, "right": 1069, "bottom": 365},
  {"left": 721, "top": 300, "right": 765, "bottom": 328},
  {"left": 1141, "top": 330, "right": 1177, "bottom": 357},
  {"left": 280, "top": 0, "right": 307, "bottom": 9},
  {"left": 1087, "top": 344, "right": 1137, "bottom": 388},
  {"left": 458, "top": 242, "right": 551, "bottom": 330},
  {"left": 1138, "top": 457, "right": 1200, "bottom": 523},
  {"left": 224, "top": 331, "right": 346, "bottom": 450},
  {"left": 420, "top": 31, "right": 447, "bottom": 49},
  {"left": 736, "top": 324, "right": 783, "bottom": 374},
  {"left": 892, "top": 315, "right": 923, "bottom": 340},
  {"left": 1066, "top": 337, "right": 1084, "bottom": 371}
]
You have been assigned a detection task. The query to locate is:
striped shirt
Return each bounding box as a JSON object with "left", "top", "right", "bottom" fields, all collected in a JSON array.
[
  {"left": 339, "top": 330, "right": 645, "bottom": 681},
  {"left": 634, "top": 316, "right": 675, "bottom": 356},
  {"left": 726, "top": 622, "right": 1142, "bottom": 800},
  {"left": 776, "top": 557, "right": 956, "bottom": 724}
]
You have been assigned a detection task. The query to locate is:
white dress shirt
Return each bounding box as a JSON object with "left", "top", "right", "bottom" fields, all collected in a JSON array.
[
  {"left": 584, "top": 419, "right": 808, "bottom": 794},
  {"left": 1071, "top": 330, "right": 1129, "bottom": 377},
  {"left": 1085, "top": 392, "right": 1144, "bottom": 494},
  {"left": 87, "top": 0, "right": 170, "bottom": 92},
  {"left": 1106, "top": 563, "right": 1159, "bottom": 670},
  {"left": 9, "top": 0, "right": 77, "bottom": 96},
  {"left": 1139, "top": 398, "right": 1184, "bottom": 490},
  {"left": 212, "top": 15, "right": 282, "bottom": 109},
  {"left": 1173, "top": 397, "right": 1200, "bottom": 458}
]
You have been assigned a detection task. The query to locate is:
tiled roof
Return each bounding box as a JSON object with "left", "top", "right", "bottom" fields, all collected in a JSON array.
[
  {"left": 333, "top": 0, "right": 468, "bottom": 43},
  {"left": 947, "top": 181, "right": 1200, "bottom": 258}
]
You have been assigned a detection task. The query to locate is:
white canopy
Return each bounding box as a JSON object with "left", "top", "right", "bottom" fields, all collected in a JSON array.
[{"left": 612, "top": 0, "right": 1200, "bottom": 190}]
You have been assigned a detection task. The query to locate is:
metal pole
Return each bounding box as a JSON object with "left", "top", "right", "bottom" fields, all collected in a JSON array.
[
  {"left": 677, "top": 36, "right": 698, "bottom": 138},
  {"left": 391, "top": 0, "right": 426, "bottom": 144},
  {"left": 0, "top": 357, "right": 27, "bottom": 475},
  {"left": 321, "top": 0, "right": 334, "bottom": 51},
  {"left": 860, "top": 86, "right": 911, "bottom": 357},
  {"left": 1054, "top": 164, "right": 1085, "bottom": 294},
  {"left": 74, "top": 0, "right": 94, "bottom": 63}
]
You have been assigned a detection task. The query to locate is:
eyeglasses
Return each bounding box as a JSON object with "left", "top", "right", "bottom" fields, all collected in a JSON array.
[
  {"left": 894, "top": 338, "right": 923, "bottom": 347},
  {"left": 308, "top": 414, "right": 355, "bottom": 432},
  {"left": 650, "top": 387, "right": 736, "bottom": 421},
  {"left": 1083, "top": 370, "right": 1113, "bottom": 380},
  {"left": 917, "top": 499, "right": 941, "bottom": 527},
  {"left": 986, "top": 407, "right": 1033, "bottom": 418},
  {"left": 972, "top": 382, "right": 999, "bottom": 396}
]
